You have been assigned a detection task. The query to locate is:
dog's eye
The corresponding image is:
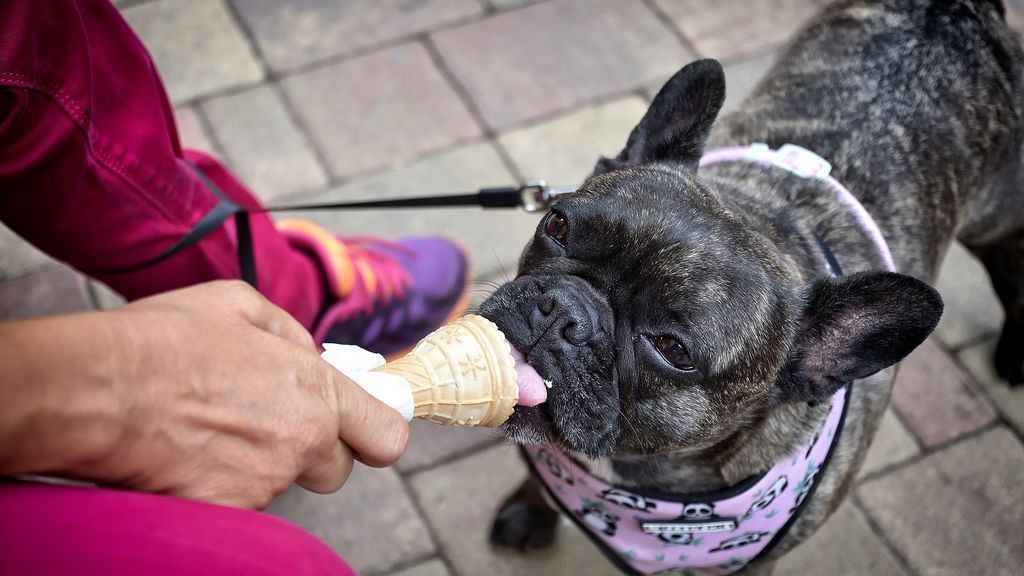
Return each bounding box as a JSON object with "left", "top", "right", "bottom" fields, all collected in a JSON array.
[
  {"left": 653, "top": 336, "right": 696, "bottom": 372},
  {"left": 543, "top": 212, "right": 570, "bottom": 246}
]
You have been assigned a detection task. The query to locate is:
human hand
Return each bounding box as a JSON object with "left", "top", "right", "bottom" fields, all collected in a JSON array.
[{"left": 0, "top": 281, "right": 409, "bottom": 509}]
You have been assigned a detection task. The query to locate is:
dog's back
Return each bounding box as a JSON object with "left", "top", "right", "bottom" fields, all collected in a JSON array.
[{"left": 711, "top": 0, "right": 1024, "bottom": 282}]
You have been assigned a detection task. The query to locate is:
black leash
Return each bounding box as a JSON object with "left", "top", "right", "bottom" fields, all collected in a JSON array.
[{"left": 93, "top": 161, "right": 574, "bottom": 289}]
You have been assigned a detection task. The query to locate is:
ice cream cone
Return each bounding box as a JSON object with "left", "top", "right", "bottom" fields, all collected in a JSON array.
[{"left": 372, "top": 315, "right": 518, "bottom": 427}]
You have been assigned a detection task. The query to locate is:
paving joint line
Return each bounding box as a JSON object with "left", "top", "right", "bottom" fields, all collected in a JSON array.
[
  {"left": 393, "top": 472, "right": 461, "bottom": 576},
  {"left": 397, "top": 437, "right": 505, "bottom": 477},
  {"left": 418, "top": 34, "right": 527, "bottom": 185},
  {"left": 220, "top": 0, "right": 554, "bottom": 88},
  {"left": 267, "top": 81, "right": 337, "bottom": 183},
  {"left": 184, "top": 77, "right": 652, "bottom": 191},
  {"left": 641, "top": 0, "right": 702, "bottom": 58},
  {"left": 187, "top": 103, "right": 230, "bottom": 165},
  {"left": 82, "top": 277, "right": 105, "bottom": 311},
  {"left": 115, "top": 0, "right": 161, "bottom": 9},
  {"left": 0, "top": 259, "right": 61, "bottom": 286},
  {"left": 850, "top": 494, "right": 923, "bottom": 576},
  {"left": 886, "top": 399, "right": 926, "bottom": 453},
  {"left": 945, "top": 330, "right": 1002, "bottom": 354},
  {"left": 854, "top": 420, "right": 1002, "bottom": 486},
  {"left": 942, "top": 337, "right": 1024, "bottom": 445},
  {"left": 217, "top": 0, "right": 338, "bottom": 187},
  {"left": 221, "top": 0, "right": 270, "bottom": 79},
  {"left": 362, "top": 552, "right": 441, "bottom": 576}
]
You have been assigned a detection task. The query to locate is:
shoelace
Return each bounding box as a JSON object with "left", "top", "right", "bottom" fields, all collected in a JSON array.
[{"left": 335, "top": 236, "right": 415, "bottom": 315}]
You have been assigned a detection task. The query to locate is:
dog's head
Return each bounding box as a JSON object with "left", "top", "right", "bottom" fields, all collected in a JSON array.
[{"left": 480, "top": 60, "right": 942, "bottom": 458}]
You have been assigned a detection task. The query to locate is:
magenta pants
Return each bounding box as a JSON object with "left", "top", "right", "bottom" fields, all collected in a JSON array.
[
  {"left": 0, "top": 482, "right": 355, "bottom": 576},
  {"left": 0, "top": 0, "right": 355, "bottom": 573}
]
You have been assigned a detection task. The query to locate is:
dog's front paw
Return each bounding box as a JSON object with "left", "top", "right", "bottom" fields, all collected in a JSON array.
[
  {"left": 994, "top": 327, "right": 1023, "bottom": 385},
  {"left": 490, "top": 485, "right": 559, "bottom": 552}
]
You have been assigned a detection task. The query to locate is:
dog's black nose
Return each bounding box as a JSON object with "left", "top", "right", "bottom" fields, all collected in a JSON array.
[{"left": 536, "top": 287, "right": 595, "bottom": 346}]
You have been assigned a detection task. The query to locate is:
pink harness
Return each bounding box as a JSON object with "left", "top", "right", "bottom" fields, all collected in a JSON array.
[{"left": 525, "top": 144, "right": 895, "bottom": 575}]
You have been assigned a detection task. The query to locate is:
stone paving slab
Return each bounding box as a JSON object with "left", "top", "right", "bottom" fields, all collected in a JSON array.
[
  {"left": 857, "top": 409, "right": 920, "bottom": 480},
  {"left": 773, "top": 502, "right": 908, "bottom": 575},
  {"left": 718, "top": 52, "right": 778, "bottom": 114},
  {"left": 498, "top": 97, "right": 648, "bottom": 187},
  {"left": 0, "top": 267, "right": 92, "bottom": 320},
  {"left": 432, "top": 0, "right": 692, "bottom": 130},
  {"left": 173, "top": 107, "right": 220, "bottom": 157},
  {"left": 84, "top": 279, "right": 127, "bottom": 311},
  {"left": 0, "top": 223, "right": 58, "bottom": 282},
  {"left": 231, "top": 0, "right": 483, "bottom": 73},
  {"left": 266, "top": 465, "right": 435, "bottom": 575},
  {"left": 959, "top": 338, "right": 1024, "bottom": 436},
  {"left": 123, "top": 0, "right": 264, "bottom": 104},
  {"left": 201, "top": 85, "right": 328, "bottom": 203},
  {"left": 396, "top": 420, "right": 502, "bottom": 475},
  {"left": 1008, "top": 0, "right": 1024, "bottom": 30},
  {"left": 384, "top": 558, "right": 451, "bottom": 576},
  {"left": 409, "top": 444, "right": 622, "bottom": 576},
  {"left": 651, "top": 0, "right": 823, "bottom": 63},
  {"left": 857, "top": 426, "right": 1024, "bottom": 576},
  {"left": 281, "top": 42, "right": 481, "bottom": 180},
  {"left": 279, "top": 142, "right": 539, "bottom": 279},
  {"left": 934, "top": 242, "right": 1004, "bottom": 350},
  {"left": 890, "top": 338, "right": 997, "bottom": 448}
]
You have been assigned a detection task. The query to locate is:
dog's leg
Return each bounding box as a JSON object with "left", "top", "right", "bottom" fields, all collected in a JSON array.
[
  {"left": 489, "top": 475, "right": 560, "bottom": 551},
  {"left": 967, "top": 228, "right": 1024, "bottom": 385}
]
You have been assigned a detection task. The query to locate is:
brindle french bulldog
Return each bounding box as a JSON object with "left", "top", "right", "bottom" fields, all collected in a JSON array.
[{"left": 479, "top": 0, "right": 1024, "bottom": 573}]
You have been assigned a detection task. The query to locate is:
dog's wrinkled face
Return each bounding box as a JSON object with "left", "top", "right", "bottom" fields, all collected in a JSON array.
[
  {"left": 481, "top": 168, "right": 799, "bottom": 458},
  {"left": 480, "top": 59, "right": 942, "bottom": 459}
]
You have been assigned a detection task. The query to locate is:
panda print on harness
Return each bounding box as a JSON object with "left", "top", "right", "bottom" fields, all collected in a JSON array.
[
  {"left": 655, "top": 531, "right": 694, "bottom": 546},
  {"left": 600, "top": 488, "right": 657, "bottom": 511},
  {"left": 789, "top": 463, "right": 821, "bottom": 514},
  {"left": 742, "top": 476, "right": 788, "bottom": 522},
  {"left": 710, "top": 531, "right": 770, "bottom": 553},
  {"left": 680, "top": 502, "right": 715, "bottom": 520},
  {"left": 576, "top": 501, "right": 619, "bottom": 537},
  {"left": 642, "top": 501, "right": 716, "bottom": 546}
]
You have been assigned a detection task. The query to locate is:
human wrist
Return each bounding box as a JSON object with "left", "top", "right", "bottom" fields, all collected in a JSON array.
[{"left": 0, "top": 310, "right": 129, "bottom": 479}]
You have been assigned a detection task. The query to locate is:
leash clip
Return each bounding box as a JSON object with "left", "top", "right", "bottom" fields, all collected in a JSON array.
[{"left": 520, "top": 180, "right": 577, "bottom": 212}]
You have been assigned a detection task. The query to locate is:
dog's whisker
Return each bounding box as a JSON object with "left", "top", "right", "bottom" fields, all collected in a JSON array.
[
  {"left": 491, "top": 247, "right": 512, "bottom": 285},
  {"left": 616, "top": 407, "right": 663, "bottom": 481}
]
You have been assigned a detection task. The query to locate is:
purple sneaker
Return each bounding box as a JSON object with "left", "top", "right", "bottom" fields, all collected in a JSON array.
[{"left": 278, "top": 220, "right": 470, "bottom": 357}]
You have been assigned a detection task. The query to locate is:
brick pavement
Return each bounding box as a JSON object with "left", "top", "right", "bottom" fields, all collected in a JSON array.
[{"left": 4, "top": 1, "right": 1023, "bottom": 574}]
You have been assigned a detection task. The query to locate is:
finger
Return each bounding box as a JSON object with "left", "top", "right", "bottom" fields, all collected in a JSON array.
[
  {"left": 296, "top": 441, "right": 355, "bottom": 494},
  {"left": 324, "top": 368, "right": 410, "bottom": 467},
  {"left": 229, "top": 282, "right": 315, "bottom": 349}
]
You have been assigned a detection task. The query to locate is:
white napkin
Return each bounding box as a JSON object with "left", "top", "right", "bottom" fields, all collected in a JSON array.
[{"left": 321, "top": 344, "right": 415, "bottom": 421}]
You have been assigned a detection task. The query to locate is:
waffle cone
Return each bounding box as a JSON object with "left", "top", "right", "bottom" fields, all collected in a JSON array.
[{"left": 372, "top": 315, "right": 518, "bottom": 427}]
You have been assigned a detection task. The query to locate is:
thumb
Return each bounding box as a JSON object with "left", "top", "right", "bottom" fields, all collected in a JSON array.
[{"left": 321, "top": 362, "right": 410, "bottom": 467}]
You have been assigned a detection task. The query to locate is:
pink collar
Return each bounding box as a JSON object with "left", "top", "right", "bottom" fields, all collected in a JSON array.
[
  {"left": 700, "top": 144, "right": 896, "bottom": 271},
  {"left": 526, "top": 144, "right": 895, "bottom": 575}
]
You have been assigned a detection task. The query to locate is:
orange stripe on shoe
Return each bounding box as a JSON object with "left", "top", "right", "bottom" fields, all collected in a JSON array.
[{"left": 277, "top": 219, "right": 357, "bottom": 297}]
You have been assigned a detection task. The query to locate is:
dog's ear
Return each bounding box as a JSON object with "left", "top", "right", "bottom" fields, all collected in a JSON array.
[
  {"left": 776, "top": 271, "right": 943, "bottom": 404},
  {"left": 594, "top": 59, "right": 726, "bottom": 175}
]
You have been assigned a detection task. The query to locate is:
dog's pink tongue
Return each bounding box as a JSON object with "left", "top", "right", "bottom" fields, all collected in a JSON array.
[{"left": 510, "top": 346, "right": 547, "bottom": 406}]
